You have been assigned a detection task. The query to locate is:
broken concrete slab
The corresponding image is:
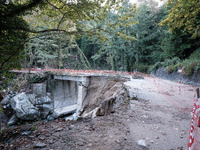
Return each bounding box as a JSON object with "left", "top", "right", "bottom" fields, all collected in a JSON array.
[{"left": 53, "top": 104, "right": 77, "bottom": 118}]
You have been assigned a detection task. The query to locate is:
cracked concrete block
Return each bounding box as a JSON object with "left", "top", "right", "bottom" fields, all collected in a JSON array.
[{"left": 53, "top": 104, "right": 77, "bottom": 118}]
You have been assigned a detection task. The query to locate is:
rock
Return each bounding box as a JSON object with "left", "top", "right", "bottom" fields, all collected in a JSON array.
[
  {"left": 77, "top": 141, "right": 84, "bottom": 146},
  {"left": 126, "top": 87, "right": 137, "bottom": 100},
  {"left": 9, "top": 91, "right": 14, "bottom": 95},
  {"left": 27, "top": 94, "right": 36, "bottom": 105},
  {"left": 33, "top": 142, "right": 46, "bottom": 148},
  {"left": 7, "top": 114, "right": 18, "bottom": 126},
  {"left": 137, "top": 139, "right": 147, "bottom": 147},
  {"left": 37, "top": 104, "right": 53, "bottom": 119},
  {"left": 36, "top": 96, "right": 52, "bottom": 105},
  {"left": 82, "top": 107, "right": 100, "bottom": 118},
  {"left": 1, "top": 95, "right": 10, "bottom": 105},
  {"left": 55, "top": 128, "right": 63, "bottom": 132},
  {"left": 22, "top": 131, "right": 31, "bottom": 136},
  {"left": 10, "top": 93, "right": 39, "bottom": 120},
  {"left": 39, "top": 136, "right": 46, "bottom": 140},
  {"left": 32, "top": 83, "right": 46, "bottom": 96},
  {"left": 150, "top": 140, "right": 154, "bottom": 143},
  {"left": 48, "top": 139, "right": 54, "bottom": 144},
  {"left": 132, "top": 75, "right": 144, "bottom": 79},
  {"left": 96, "top": 97, "right": 115, "bottom": 116},
  {"left": 177, "top": 147, "right": 183, "bottom": 150},
  {"left": 47, "top": 115, "right": 54, "bottom": 121}
]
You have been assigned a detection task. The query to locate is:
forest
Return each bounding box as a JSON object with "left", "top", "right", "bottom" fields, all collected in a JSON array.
[{"left": 0, "top": 0, "right": 200, "bottom": 79}]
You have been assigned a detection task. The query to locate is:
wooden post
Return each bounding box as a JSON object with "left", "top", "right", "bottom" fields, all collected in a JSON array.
[{"left": 196, "top": 88, "right": 199, "bottom": 99}]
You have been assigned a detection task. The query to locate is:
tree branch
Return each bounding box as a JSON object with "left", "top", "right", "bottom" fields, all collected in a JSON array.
[{"left": 7, "top": 0, "right": 43, "bottom": 17}]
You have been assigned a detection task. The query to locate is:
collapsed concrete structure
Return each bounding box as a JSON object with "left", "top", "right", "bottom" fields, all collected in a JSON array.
[{"left": 1, "top": 70, "right": 135, "bottom": 125}]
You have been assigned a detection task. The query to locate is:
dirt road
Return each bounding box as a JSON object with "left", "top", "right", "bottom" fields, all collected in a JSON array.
[
  {"left": 2, "top": 76, "right": 198, "bottom": 150},
  {"left": 125, "top": 77, "right": 196, "bottom": 150}
]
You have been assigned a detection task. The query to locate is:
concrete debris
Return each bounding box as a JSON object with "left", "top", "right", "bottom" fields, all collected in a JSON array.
[
  {"left": 10, "top": 93, "right": 39, "bottom": 120},
  {"left": 137, "top": 139, "right": 147, "bottom": 147},
  {"left": 2, "top": 74, "right": 134, "bottom": 127},
  {"left": 53, "top": 104, "right": 77, "bottom": 118}
]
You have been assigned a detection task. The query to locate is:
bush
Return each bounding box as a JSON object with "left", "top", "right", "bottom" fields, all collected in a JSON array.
[
  {"left": 149, "top": 57, "right": 181, "bottom": 73},
  {"left": 182, "top": 60, "right": 200, "bottom": 76}
]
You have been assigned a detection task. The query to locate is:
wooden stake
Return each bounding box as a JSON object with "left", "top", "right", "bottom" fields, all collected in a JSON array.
[{"left": 196, "top": 88, "right": 200, "bottom": 128}]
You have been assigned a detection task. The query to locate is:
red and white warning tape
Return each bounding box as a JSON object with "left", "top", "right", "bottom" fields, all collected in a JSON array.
[{"left": 187, "top": 96, "right": 200, "bottom": 150}]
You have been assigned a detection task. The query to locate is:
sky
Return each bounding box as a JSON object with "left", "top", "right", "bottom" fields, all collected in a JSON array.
[{"left": 129, "top": 0, "right": 167, "bottom": 6}]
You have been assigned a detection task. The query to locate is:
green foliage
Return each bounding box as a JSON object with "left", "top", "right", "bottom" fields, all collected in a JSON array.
[
  {"left": 0, "top": 12, "right": 28, "bottom": 75},
  {"left": 189, "top": 48, "right": 200, "bottom": 60},
  {"left": 0, "top": 106, "right": 3, "bottom": 113},
  {"left": 166, "top": 65, "right": 179, "bottom": 73},
  {"left": 182, "top": 59, "right": 200, "bottom": 76},
  {"left": 160, "top": 0, "right": 200, "bottom": 37},
  {"left": 149, "top": 57, "right": 181, "bottom": 73},
  {"left": 25, "top": 33, "right": 91, "bottom": 69},
  {"left": 132, "top": 64, "right": 150, "bottom": 73},
  {"left": 77, "top": 0, "right": 137, "bottom": 71}
]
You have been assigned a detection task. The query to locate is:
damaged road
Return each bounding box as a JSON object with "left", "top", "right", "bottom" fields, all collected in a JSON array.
[{"left": 0, "top": 76, "right": 196, "bottom": 150}]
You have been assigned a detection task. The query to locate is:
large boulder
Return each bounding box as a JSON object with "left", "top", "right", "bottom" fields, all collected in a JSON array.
[{"left": 10, "top": 93, "right": 39, "bottom": 120}]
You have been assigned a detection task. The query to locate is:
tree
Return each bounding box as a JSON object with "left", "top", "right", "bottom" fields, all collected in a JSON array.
[
  {"left": 131, "top": 4, "right": 165, "bottom": 66},
  {"left": 81, "top": 0, "right": 137, "bottom": 71},
  {"left": 0, "top": 0, "right": 123, "bottom": 75},
  {"left": 160, "top": 0, "right": 200, "bottom": 37},
  {"left": 0, "top": 1, "right": 30, "bottom": 75}
]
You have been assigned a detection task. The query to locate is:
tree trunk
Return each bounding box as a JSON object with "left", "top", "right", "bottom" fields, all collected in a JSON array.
[{"left": 57, "top": 38, "right": 61, "bottom": 69}]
